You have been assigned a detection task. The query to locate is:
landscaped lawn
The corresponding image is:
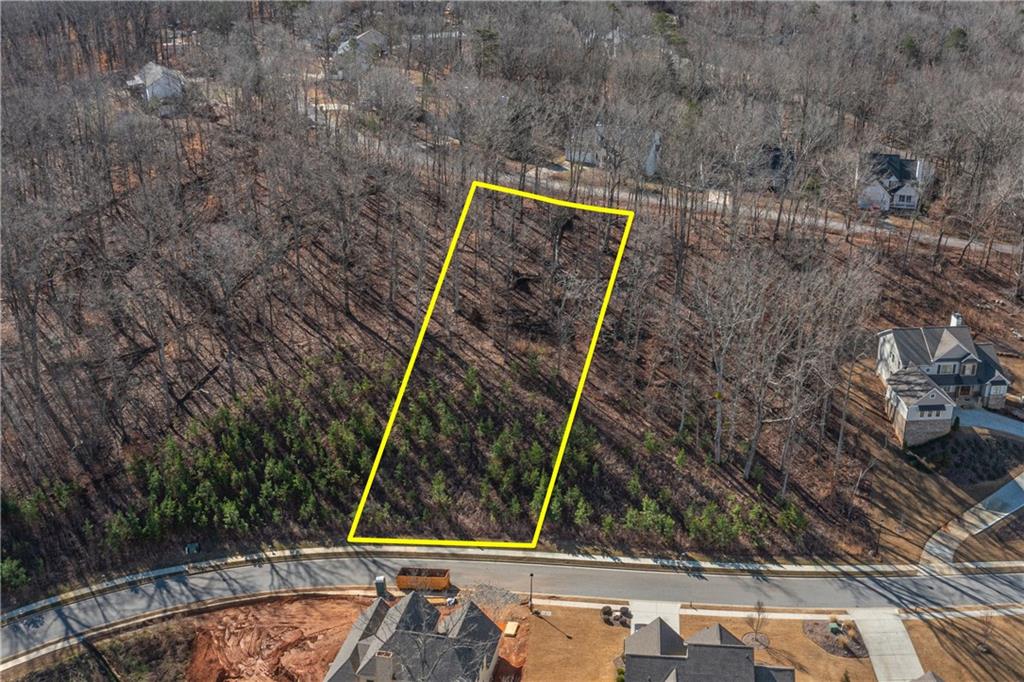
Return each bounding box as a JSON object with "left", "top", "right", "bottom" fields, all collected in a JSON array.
[
  {"left": 521, "top": 606, "right": 629, "bottom": 682},
  {"left": 679, "top": 614, "right": 877, "bottom": 682}
]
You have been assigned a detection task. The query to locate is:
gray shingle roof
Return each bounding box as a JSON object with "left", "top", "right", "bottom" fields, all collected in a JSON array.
[
  {"left": 623, "top": 621, "right": 795, "bottom": 682},
  {"left": 882, "top": 322, "right": 1009, "bottom": 398},
  {"left": 687, "top": 624, "right": 744, "bottom": 646},
  {"left": 868, "top": 153, "right": 919, "bottom": 183},
  {"left": 923, "top": 326, "right": 977, "bottom": 361},
  {"left": 885, "top": 326, "right": 978, "bottom": 366},
  {"left": 887, "top": 366, "right": 946, "bottom": 404},
  {"left": 138, "top": 62, "right": 183, "bottom": 88},
  {"left": 324, "top": 592, "right": 500, "bottom": 682},
  {"left": 323, "top": 598, "right": 390, "bottom": 682},
  {"left": 755, "top": 666, "right": 796, "bottom": 682},
  {"left": 976, "top": 342, "right": 1009, "bottom": 385},
  {"left": 625, "top": 618, "right": 686, "bottom": 656}
]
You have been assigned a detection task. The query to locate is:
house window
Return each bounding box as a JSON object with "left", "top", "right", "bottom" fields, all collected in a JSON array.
[
  {"left": 992, "top": 385, "right": 1007, "bottom": 395},
  {"left": 958, "top": 386, "right": 971, "bottom": 397},
  {"left": 937, "top": 364, "right": 954, "bottom": 374},
  {"left": 897, "top": 194, "right": 913, "bottom": 204},
  {"left": 962, "top": 363, "right": 977, "bottom": 376}
]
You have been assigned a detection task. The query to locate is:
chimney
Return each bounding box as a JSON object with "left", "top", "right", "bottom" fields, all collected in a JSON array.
[
  {"left": 374, "top": 650, "right": 394, "bottom": 680},
  {"left": 950, "top": 312, "right": 964, "bottom": 327}
]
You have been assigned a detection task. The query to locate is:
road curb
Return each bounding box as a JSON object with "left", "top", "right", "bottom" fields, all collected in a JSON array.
[
  {"left": 4, "top": 544, "right": 1023, "bottom": 627},
  {"left": 0, "top": 586, "right": 377, "bottom": 673}
]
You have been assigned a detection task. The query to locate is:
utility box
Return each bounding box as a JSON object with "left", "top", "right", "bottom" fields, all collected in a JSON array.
[
  {"left": 395, "top": 567, "right": 451, "bottom": 591},
  {"left": 374, "top": 575, "right": 387, "bottom": 597}
]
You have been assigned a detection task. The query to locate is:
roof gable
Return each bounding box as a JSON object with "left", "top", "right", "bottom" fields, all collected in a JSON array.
[
  {"left": 975, "top": 342, "right": 1010, "bottom": 385},
  {"left": 868, "top": 153, "right": 919, "bottom": 183},
  {"left": 882, "top": 324, "right": 981, "bottom": 367},
  {"left": 923, "top": 327, "right": 978, "bottom": 362},
  {"left": 687, "top": 623, "right": 744, "bottom": 646},
  {"left": 325, "top": 592, "right": 500, "bottom": 682},
  {"left": 625, "top": 618, "right": 686, "bottom": 657},
  {"left": 441, "top": 601, "right": 502, "bottom": 646},
  {"left": 324, "top": 597, "right": 390, "bottom": 681},
  {"left": 887, "top": 366, "right": 953, "bottom": 405}
]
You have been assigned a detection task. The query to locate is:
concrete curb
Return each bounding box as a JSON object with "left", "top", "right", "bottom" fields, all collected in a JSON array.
[
  {"left": 0, "top": 586, "right": 378, "bottom": 673},
  {"left": 5, "top": 544, "right": 1024, "bottom": 627},
  {"left": 5, "top": 579, "right": 1023, "bottom": 672}
]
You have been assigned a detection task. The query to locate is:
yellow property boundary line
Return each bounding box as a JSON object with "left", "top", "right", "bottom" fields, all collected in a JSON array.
[{"left": 347, "top": 180, "right": 635, "bottom": 549}]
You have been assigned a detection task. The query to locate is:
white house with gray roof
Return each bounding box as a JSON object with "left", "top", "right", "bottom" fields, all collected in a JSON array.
[
  {"left": 333, "top": 29, "right": 388, "bottom": 79},
  {"left": 324, "top": 591, "right": 501, "bottom": 682},
  {"left": 126, "top": 62, "right": 185, "bottom": 103},
  {"left": 858, "top": 153, "right": 934, "bottom": 213},
  {"left": 877, "top": 313, "right": 1010, "bottom": 446}
]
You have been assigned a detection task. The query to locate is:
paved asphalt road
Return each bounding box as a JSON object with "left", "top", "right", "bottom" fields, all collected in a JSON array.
[
  {"left": 4, "top": 555, "right": 1023, "bottom": 663},
  {"left": 300, "top": 109, "right": 1023, "bottom": 259}
]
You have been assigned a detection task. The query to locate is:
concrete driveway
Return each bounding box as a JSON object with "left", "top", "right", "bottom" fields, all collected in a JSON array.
[
  {"left": 922, "top": 470, "right": 1024, "bottom": 565},
  {"left": 849, "top": 608, "right": 925, "bottom": 682},
  {"left": 956, "top": 408, "right": 1024, "bottom": 439}
]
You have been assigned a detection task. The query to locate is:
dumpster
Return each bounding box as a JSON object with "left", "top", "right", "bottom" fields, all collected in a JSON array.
[{"left": 395, "top": 567, "right": 451, "bottom": 591}]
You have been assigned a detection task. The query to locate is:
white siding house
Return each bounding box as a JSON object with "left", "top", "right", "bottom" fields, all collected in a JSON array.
[
  {"left": 126, "top": 62, "right": 185, "bottom": 104},
  {"left": 877, "top": 312, "right": 1011, "bottom": 446},
  {"left": 859, "top": 180, "right": 891, "bottom": 211},
  {"left": 857, "top": 153, "right": 932, "bottom": 213}
]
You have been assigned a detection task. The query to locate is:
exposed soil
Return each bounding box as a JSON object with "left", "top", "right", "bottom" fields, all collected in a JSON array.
[
  {"left": 495, "top": 605, "right": 532, "bottom": 681},
  {"left": 13, "top": 593, "right": 526, "bottom": 682},
  {"left": 802, "top": 620, "right": 869, "bottom": 658},
  {"left": 186, "top": 596, "right": 374, "bottom": 681}
]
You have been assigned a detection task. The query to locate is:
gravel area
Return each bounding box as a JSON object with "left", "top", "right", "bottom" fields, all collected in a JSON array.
[{"left": 459, "top": 584, "right": 521, "bottom": 616}]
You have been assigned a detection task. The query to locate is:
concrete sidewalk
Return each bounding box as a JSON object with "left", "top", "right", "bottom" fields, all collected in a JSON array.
[
  {"left": 850, "top": 608, "right": 925, "bottom": 682},
  {"left": 630, "top": 600, "right": 684, "bottom": 633},
  {"left": 922, "top": 470, "right": 1024, "bottom": 566}
]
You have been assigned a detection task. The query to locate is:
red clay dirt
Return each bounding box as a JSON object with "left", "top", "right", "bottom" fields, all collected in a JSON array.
[
  {"left": 186, "top": 596, "right": 374, "bottom": 681},
  {"left": 182, "top": 593, "right": 528, "bottom": 681}
]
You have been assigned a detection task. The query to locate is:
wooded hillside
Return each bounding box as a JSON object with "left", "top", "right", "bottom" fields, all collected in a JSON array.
[{"left": 2, "top": 2, "right": 1022, "bottom": 600}]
